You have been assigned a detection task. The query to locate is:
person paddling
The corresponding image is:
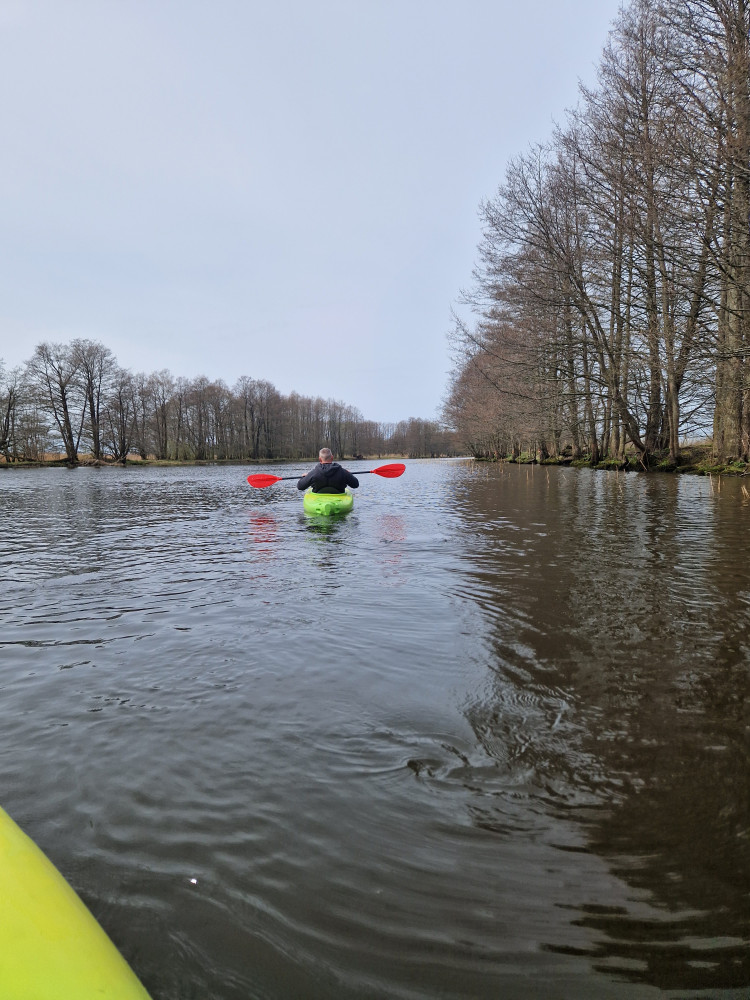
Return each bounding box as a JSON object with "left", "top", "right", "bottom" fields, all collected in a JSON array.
[{"left": 297, "top": 448, "right": 359, "bottom": 494}]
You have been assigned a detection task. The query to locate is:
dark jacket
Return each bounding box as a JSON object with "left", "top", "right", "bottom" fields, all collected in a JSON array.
[{"left": 297, "top": 462, "right": 359, "bottom": 494}]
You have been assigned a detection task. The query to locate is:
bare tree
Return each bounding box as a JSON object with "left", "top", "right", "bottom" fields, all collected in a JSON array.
[
  {"left": 25, "top": 342, "right": 85, "bottom": 463},
  {"left": 102, "top": 368, "right": 138, "bottom": 463},
  {"left": 71, "top": 339, "right": 117, "bottom": 460},
  {"left": 145, "top": 370, "right": 175, "bottom": 460},
  {"left": 0, "top": 363, "right": 21, "bottom": 461}
]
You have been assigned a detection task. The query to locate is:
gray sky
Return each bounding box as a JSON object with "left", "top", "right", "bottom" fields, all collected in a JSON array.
[{"left": 0, "top": 0, "right": 622, "bottom": 424}]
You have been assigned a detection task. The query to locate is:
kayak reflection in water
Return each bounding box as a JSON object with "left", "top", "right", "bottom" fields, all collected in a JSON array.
[{"left": 297, "top": 448, "right": 360, "bottom": 494}]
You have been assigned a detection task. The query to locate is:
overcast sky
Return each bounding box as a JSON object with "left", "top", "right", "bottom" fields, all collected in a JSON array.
[{"left": 0, "top": 0, "right": 623, "bottom": 424}]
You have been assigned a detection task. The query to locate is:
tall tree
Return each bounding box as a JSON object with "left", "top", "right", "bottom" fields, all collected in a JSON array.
[
  {"left": 0, "top": 364, "right": 21, "bottom": 461},
  {"left": 102, "top": 368, "right": 137, "bottom": 463},
  {"left": 71, "top": 339, "right": 117, "bottom": 460},
  {"left": 25, "top": 342, "right": 85, "bottom": 463}
]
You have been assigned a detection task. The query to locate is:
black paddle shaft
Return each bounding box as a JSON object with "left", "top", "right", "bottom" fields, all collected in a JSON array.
[{"left": 274, "top": 470, "right": 374, "bottom": 480}]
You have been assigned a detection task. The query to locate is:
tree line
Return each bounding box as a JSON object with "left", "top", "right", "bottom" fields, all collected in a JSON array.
[
  {"left": 0, "top": 340, "right": 456, "bottom": 464},
  {"left": 445, "top": 0, "right": 750, "bottom": 465}
]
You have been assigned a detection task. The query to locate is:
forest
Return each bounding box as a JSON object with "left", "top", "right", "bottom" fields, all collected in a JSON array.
[
  {"left": 0, "top": 340, "right": 456, "bottom": 464},
  {"left": 445, "top": 0, "right": 750, "bottom": 468}
]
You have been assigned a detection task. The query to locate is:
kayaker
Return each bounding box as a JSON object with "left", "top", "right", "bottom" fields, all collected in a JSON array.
[{"left": 297, "top": 448, "right": 359, "bottom": 494}]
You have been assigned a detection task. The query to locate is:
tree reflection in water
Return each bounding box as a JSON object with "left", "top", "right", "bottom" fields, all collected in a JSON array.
[{"left": 455, "top": 467, "right": 750, "bottom": 993}]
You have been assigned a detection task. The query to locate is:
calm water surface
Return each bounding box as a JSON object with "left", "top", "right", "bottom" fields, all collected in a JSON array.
[{"left": 2, "top": 460, "right": 748, "bottom": 999}]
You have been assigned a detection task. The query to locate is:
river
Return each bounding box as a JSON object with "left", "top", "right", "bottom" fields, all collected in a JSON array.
[{"left": 2, "top": 459, "right": 748, "bottom": 999}]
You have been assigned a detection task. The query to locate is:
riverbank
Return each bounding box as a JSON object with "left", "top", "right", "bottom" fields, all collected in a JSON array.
[
  {"left": 478, "top": 443, "right": 749, "bottom": 477},
  {"left": 0, "top": 454, "right": 413, "bottom": 470},
  {"left": 4, "top": 447, "right": 744, "bottom": 476}
]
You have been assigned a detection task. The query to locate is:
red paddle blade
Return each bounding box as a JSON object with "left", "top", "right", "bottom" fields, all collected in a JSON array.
[
  {"left": 247, "top": 473, "right": 282, "bottom": 488},
  {"left": 372, "top": 463, "right": 405, "bottom": 478}
]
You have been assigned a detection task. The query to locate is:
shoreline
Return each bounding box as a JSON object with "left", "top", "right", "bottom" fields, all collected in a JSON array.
[
  {"left": 475, "top": 446, "right": 749, "bottom": 477},
  {"left": 0, "top": 454, "right": 414, "bottom": 471},
  {"left": 2, "top": 448, "right": 747, "bottom": 477}
]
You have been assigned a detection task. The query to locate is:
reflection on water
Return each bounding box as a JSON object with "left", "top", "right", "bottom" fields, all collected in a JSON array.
[
  {"left": 1, "top": 462, "right": 748, "bottom": 999},
  {"left": 450, "top": 467, "right": 750, "bottom": 994},
  {"left": 303, "top": 514, "right": 348, "bottom": 539},
  {"left": 375, "top": 513, "right": 406, "bottom": 582},
  {"left": 247, "top": 512, "right": 279, "bottom": 570}
]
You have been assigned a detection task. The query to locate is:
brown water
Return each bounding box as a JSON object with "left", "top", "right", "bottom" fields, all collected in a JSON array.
[{"left": 2, "top": 460, "right": 748, "bottom": 999}]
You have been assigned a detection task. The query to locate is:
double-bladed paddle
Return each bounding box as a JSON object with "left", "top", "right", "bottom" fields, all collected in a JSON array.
[{"left": 247, "top": 462, "right": 405, "bottom": 488}]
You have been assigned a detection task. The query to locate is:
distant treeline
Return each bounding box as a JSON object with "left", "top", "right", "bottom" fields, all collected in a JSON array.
[
  {"left": 0, "top": 340, "right": 457, "bottom": 464},
  {"left": 445, "top": 0, "right": 750, "bottom": 465}
]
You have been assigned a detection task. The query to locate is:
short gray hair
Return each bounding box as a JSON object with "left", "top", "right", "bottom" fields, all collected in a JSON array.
[{"left": 319, "top": 447, "right": 333, "bottom": 461}]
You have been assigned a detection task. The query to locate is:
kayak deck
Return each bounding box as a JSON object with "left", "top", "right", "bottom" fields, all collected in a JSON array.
[
  {"left": 0, "top": 805, "right": 151, "bottom": 999},
  {"left": 302, "top": 489, "right": 354, "bottom": 516}
]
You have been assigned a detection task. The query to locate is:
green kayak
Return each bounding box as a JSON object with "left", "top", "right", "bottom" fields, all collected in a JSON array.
[
  {"left": 0, "top": 805, "right": 151, "bottom": 999},
  {"left": 302, "top": 490, "right": 354, "bottom": 516}
]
